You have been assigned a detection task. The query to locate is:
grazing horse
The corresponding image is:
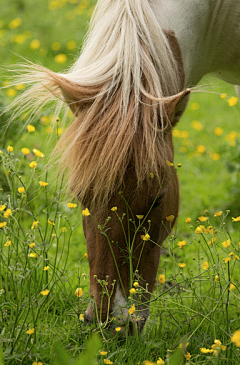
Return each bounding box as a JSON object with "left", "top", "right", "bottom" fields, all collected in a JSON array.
[{"left": 10, "top": 0, "right": 240, "bottom": 331}]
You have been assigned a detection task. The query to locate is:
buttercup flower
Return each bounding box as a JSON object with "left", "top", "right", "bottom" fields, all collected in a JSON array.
[
  {"left": 83, "top": 253, "right": 88, "bottom": 258},
  {"left": 62, "top": 227, "right": 67, "bottom": 232},
  {"left": 229, "top": 284, "right": 236, "bottom": 291},
  {"left": 33, "top": 148, "right": 44, "bottom": 157},
  {"left": 4, "top": 240, "right": 11, "bottom": 247},
  {"left": 40, "top": 289, "right": 50, "bottom": 296},
  {"left": 166, "top": 215, "right": 175, "bottom": 222},
  {"left": 223, "top": 257, "right": 231, "bottom": 263},
  {"left": 31, "top": 221, "right": 39, "bottom": 229},
  {"left": 129, "top": 288, "right": 136, "bottom": 295},
  {"left": 231, "top": 329, "right": 240, "bottom": 347},
  {"left": 133, "top": 282, "right": 139, "bottom": 288},
  {"left": 178, "top": 263, "right": 186, "bottom": 268},
  {"left": 29, "top": 253, "right": 38, "bottom": 258},
  {"left": 18, "top": 187, "right": 25, "bottom": 193},
  {"left": 198, "top": 216, "right": 208, "bottom": 222},
  {"left": 215, "top": 275, "right": 219, "bottom": 282},
  {"left": 115, "top": 327, "right": 121, "bottom": 332},
  {"left": 104, "top": 360, "right": 113, "bottom": 364},
  {"left": 7, "top": 146, "right": 13, "bottom": 152},
  {"left": 0, "top": 222, "right": 7, "bottom": 228},
  {"left": 203, "top": 262, "right": 209, "bottom": 270},
  {"left": 39, "top": 181, "right": 48, "bottom": 187},
  {"left": 79, "top": 313, "right": 84, "bottom": 321},
  {"left": 141, "top": 233, "right": 150, "bottom": 241},
  {"left": 0, "top": 205, "right": 6, "bottom": 212},
  {"left": 149, "top": 172, "right": 154, "bottom": 178},
  {"left": 166, "top": 160, "right": 174, "bottom": 166},
  {"left": 29, "top": 161, "right": 37, "bottom": 169},
  {"left": 67, "top": 202, "right": 77, "bottom": 209},
  {"left": 177, "top": 240, "right": 186, "bottom": 249},
  {"left": 159, "top": 274, "right": 165, "bottom": 284},
  {"left": 111, "top": 207, "right": 117, "bottom": 211},
  {"left": 222, "top": 239, "right": 231, "bottom": 248},
  {"left": 157, "top": 358, "right": 165, "bottom": 365},
  {"left": 75, "top": 288, "right": 83, "bottom": 297},
  {"left": 26, "top": 328, "right": 35, "bottom": 335},
  {"left": 27, "top": 125, "right": 35, "bottom": 132},
  {"left": 43, "top": 266, "right": 50, "bottom": 271},
  {"left": 214, "top": 211, "right": 223, "bottom": 217},
  {"left": 136, "top": 215, "right": 144, "bottom": 219},
  {"left": 21, "top": 147, "right": 30, "bottom": 155},
  {"left": 228, "top": 96, "right": 238, "bottom": 106},
  {"left": 128, "top": 304, "right": 135, "bottom": 315},
  {"left": 4, "top": 209, "right": 12, "bottom": 218},
  {"left": 82, "top": 208, "right": 90, "bottom": 216},
  {"left": 29, "top": 243, "right": 35, "bottom": 248},
  {"left": 232, "top": 216, "right": 240, "bottom": 222},
  {"left": 100, "top": 351, "right": 108, "bottom": 356}
]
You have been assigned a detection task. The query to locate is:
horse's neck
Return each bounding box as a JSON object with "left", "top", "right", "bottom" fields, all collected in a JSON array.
[{"left": 153, "top": 0, "right": 240, "bottom": 87}]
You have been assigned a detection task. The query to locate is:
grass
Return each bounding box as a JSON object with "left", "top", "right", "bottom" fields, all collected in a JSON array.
[{"left": 1, "top": 0, "right": 240, "bottom": 364}]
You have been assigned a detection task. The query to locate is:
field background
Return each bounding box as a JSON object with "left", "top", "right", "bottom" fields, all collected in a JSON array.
[{"left": 0, "top": 0, "right": 240, "bottom": 364}]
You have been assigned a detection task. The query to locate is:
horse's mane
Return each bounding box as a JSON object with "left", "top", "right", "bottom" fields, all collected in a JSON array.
[{"left": 7, "top": 0, "right": 180, "bottom": 210}]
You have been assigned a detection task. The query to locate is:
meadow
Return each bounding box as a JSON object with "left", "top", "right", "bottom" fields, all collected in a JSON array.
[{"left": 0, "top": 0, "right": 240, "bottom": 364}]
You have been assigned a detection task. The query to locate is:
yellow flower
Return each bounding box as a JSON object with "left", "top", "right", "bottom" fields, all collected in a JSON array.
[
  {"left": 32, "top": 362, "right": 43, "bottom": 365},
  {"left": 33, "top": 148, "right": 44, "bottom": 157},
  {"left": 129, "top": 288, "right": 136, "bottom": 295},
  {"left": 100, "top": 351, "right": 108, "bottom": 356},
  {"left": 231, "top": 330, "right": 240, "bottom": 347},
  {"left": 21, "top": 147, "right": 30, "bottom": 155},
  {"left": 198, "top": 216, "right": 208, "bottom": 222},
  {"left": 136, "top": 215, "right": 144, "bottom": 219},
  {"left": 166, "top": 215, "right": 175, "bottom": 222},
  {"left": 140, "top": 233, "right": 149, "bottom": 241},
  {"left": 79, "top": 313, "right": 84, "bottom": 321},
  {"left": 7, "top": 145, "right": 13, "bottom": 152},
  {"left": 220, "top": 93, "right": 227, "bottom": 99},
  {"left": 191, "top": 102, "right": 200, "bottom": 110},
  {"left": 133, "top": 282, "right": 139, "bottom": 288},
  {"left": 0, "top": 222, "right": 7, "bottom": 228},
  {"left": 4, "top": 209, "right": 12, "bottom": 218},
  {"left": 195, "top": 226, "right": 203, "bottom": 234},
  {"left": 157, "top": 358, "right": 165, "bottom": 365},
  {"left": 9, "top": 18, "right": 22, "bottom": 29},
  {"left": 104, "top": 360, "right": 113, "bottom": 365},
  {"left": 178, "top": 263, "right": 186, "bottom": 268},
  {"left": 223, "top": 257, "right": 231, "bottom": 263},
  {"left": 6, "top": 88, "right": 17, "bottom": 97},
  {"left": 196, "top": 145, "right": 206, "bottom": 154},
  {"left": 214, "top": 339, "right": 222, "bottom": 346},
  {"left": 200, "top": 348, "right": 212, "bottom": 353},
  {"left": 111, "top": 207, "right": 117, "bottom": 212},
  {"left": 177, "top": 240, "right": 186, "bottom": 249},
  {"left": 62, "top": 227, "right": 67, "bottom": 232},
  {"left": 43, "top": 266, "right": 50, "bottom": 271},
  {"left": 185, "top": 352, "right": 191, "bottom": 360},
  {"left": 31, "top": 221, "right": 39, "bottom": 229},
  {"left": 211, "top": 152, "right": 220, "bottom": 161},
  {"left": 26, "top": 328, "right": 35, "bottom": 335},
  {"left": 166, "top": 160, "right": 174, "bottom": 166},
  {"left": 159, "top": 274, "right": 165, "bottom": 284},
  {"left": 75, "top": 288, "right": 83, "bottom": 297},
  {"left": 208, "top": 236, "right": 217, "bottom": 245},
  {"left": 29, "top": 161, "right": 37, "bottom": 169},
  {"left": 51, "top": 41, "right": 61, "bottom": 50},
  {"left": 40, "top": 289, "right": 50, "bottom": 296},
  {"left": 29, "top": 243, "right": 35, "bottom": 248},
  {"left": 149, "top": 172, "right": 154, "bottom": 179},
  {"left": 177, "top": 163, "right": 182, "bottom": 167},
  {"left": 55, "top": 53, "right": 67, "bottom": 64},
  {"left": 115, "top": 327, "right": 121, "bottom": 332},
  {"left": 0, "top": 205, "right": 6, "bottom": 212},
  {"left": 48, "top": 219, "right": 55, "bottom": 225},
  {"left": 228, "top": 96, "right": 238, "bottom": 106},
  {"left": 82, "top": 208, "right": 90, "bottom": 216},
  {"left": 18, "top": 187, "right": 25, "bottom": 193},
  {"left": 221, "top": 345, "right": 226, "bottom": 351},
  {"left": 128, "top": 304, "right": 135, "bottom": 315},
  {"left": 39, "top": 181, "right": 48, "bottom": 187},
  {"left": 27, "top": 125, "right": 35, "bottom": 132},
  {"left": 214, "top": 211, "right": 223, "bottom": 217},
  {"left": 203, "top": 262, "right": 209, "bottom": 270},
  {"left": 4, "top": 240, "right": 11, "bottom": 247},
  {"left": 214, "top": 127, "right": 224, "bottom": 136},
  {"left": 234, "top": 255, "right": 239, "bottom": 260},
  {"left": 215, "top": 275, "right": 219, "bottom": 282},
  {"left": 191, "top": 120, "right": 203, "bottom": 131},
  {"left": 67, "top": 202, "right": 77, "bottom": 209},
  {"left": 29, "top": 253, "right": 38, "bottom": 258},
  {"left": 83, "top": 253, "right": 88, "bottom": 258},
  {"left": 222, "top": 239, "right": 231, "bottom": 248},
  {"left": 67, "top": 40, "right": 77, "bottom": 50},
  {"left": 229, "top": 283, "right": 236, "bottom": 291},
  {"left": 232, "top": 216, "right": 240, "bottom": 222}
]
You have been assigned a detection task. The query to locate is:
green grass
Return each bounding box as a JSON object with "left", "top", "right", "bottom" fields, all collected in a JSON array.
[{"left": 1, "top": 1, "right": 240, "bottom": 364}]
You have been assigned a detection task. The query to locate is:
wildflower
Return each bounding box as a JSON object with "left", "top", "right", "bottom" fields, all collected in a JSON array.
[
  {"left": 220, "top": 93, "right": 227, "bottom": 99},
  {"left": 203, "top": 262, "right": 209, "bottom": 270},
  {"left": 26, "top": 328, "right": 34, "bottom": 335},
  {"left": 232, "top": 216, "right": 240, "bottom": 222},
  {"left": 196, "top": 145, "right": 206, "bottom": 154},
  {"left": 198, "top": 216, "right": 208, "bottom": 222},
  {"left": 133, "top": 282, "right": 139, "bottom": 288},
  {"left": 234, "top": 255, "right": 239, "bottom": 260},
  {"left": 55, "top": 53, "right": 67, "bottom": 63},
  {"left": 0, "top": 222, "right": 7, "bottom": 228},
  {"left": 195, "top": 226, "right": 203, "bottom": 234},
  {"left": 83, "top": 253, "right": 88, "bottom": 259},
  {"left": 177, "top": 240, "right": 186, "bottom": 249},
  {"left": 185, "top": 352, "right": 191, "bottom": 360},
  {"left": 32, "top": 362, "right": 43, "bottom": 365},
  {"left": 115, "top": 327, "right": 121, "bottom": 332},
  {"left": 100, "top": 351, "right": 108, "bottom": 356},
  {"left": 40, "top": 289, "right": 50, "bottom": 296},
  {"left": 7, "top": 146, "right": 13, "bottom": 152},
  {"left": 159, "top": 274, "right": 165, "bottom": 284},
  {"left": 128, "top": 304, "right": 135, "bottom": 315},
  {"left": 129, "top": 288, "right": 136, "bottom": 295},
  {"left": 43, "top": 266, "right": 50, "bottom": 271},
  {"left": 221, "top": 345, "right": 226, "bottom": 351},
  {"left": 31, "top": 221, "right": 39, "bottom": 229},
  {"left": 62, "top": 227, "right": 67, "bottom": 232},
  {"left": 29, "top": 243, "right": 35, "bottom": 248},
  {"left": 82, "top": 208, "right": 91, "bottom": 216},
  {"left": 228, "top": 96, "right": 238, "bottom": 106},
  {"left": 75, "top": 288, "right": 83, "bottom": 297},
  {"left": 229, "top": 284, "right": 236, "bottom": 291},
  {"left": 191, "top": 102, "right": 200, "bottom": 110},
  {"left": 191, "top": 120, "right": 203, "bottom": 130},
  {"left": 185, "top": 217, "right": 191, "bottom": 223},
  {"left": 9, "top": 18, "right": 22, "bottom": 29},
  {"left": 211, "top": 152, "right": 220, "bottom": 161},
  {"left": 149, "top": 172, "right": 154, "bottom": 178},
  {"left": 214, "top": 127, "right": 224, "bottom": 136},
  {"left": 39, "top": 181, "right": 48, "bottom": 187},
  {"left": 79, "top": 313, "right": 84, "bottom": 321},
  {"left": 229, "top": 252, "right": 234, "bottom": 256},
  {"left": 67, "top": 40, "right": 77, "bottom": 50},
  {"left": 166, "top": 215, "right": 175, "bottom": 222},
  {"left": 51, "top": 41, "right": 61, "bottom": 50},
  {"left": 29, "top": 161, "right": 37, "bottom": 169},
  {"left": 223, "top": 257, "right": 231, "bottom": 263},
  {"left": 21, "top": 147, "right": 30, "bottom": 155},
  {"left": 136, "top": 215, "right": 144, "bottom": 219},
  {"left": 4, "top": 209, "right": 12, "bottom": 218},
  {"left": 208, "top": 236, "right": 217, "bottom": 245},
  {"left": 33, "top": 148, "right": 44, "bottom": 157},
  {"left": 111, "top": 207, "right": 117, "bottom": 212},
  {"left": 177, "top": 163, "right": 182, "bottom": 167},
  {"left": 29, "top": 253, "right": 38, "bottom": 258},
  {"left": 215, "top": 275, "right": 219, "bottom": 282},
  {"left": 141, "top": 233, "right": 150, "bottom": 241},
  {"left": 48, "top": 219, "right": 55, "bottom": 225},
  {"left": 6, "top": 88, "right": 17, "bottom": 97},
  {"left": 4, "top": 240, "right": 11, "bottom": 247},
  {"left": 222, "top": 239, "right": 230, "bottom": 248},
  {"left": 200, "top": 348, "right": 211, "bottom": 353},
  {"left": 27, "top": 125, "right": 35, "bottom": 132},
  {"left": 18, "top": 187, "right": 25, "bottom": 193},
  {"left": 52, "top": 233, "right": 56, "bottom": 238},
  {"left": 214, "top": 339, "right": 222, "bottom": 346},
  {"left": 0, "top": 205, "right": 6, "bottom": 212},
  {"left": 214, "top": 211, "right": 222, "bottom": 217},
  {"left": 180, "top": 131, "right": 189, "bottom": 138},
  {"left": 67, "top": 202, "right": 77, "bottom": 209},
  {"left": 157, "top": 358, "right": 165, "bottom": 365},
  {"left": 103, "top": 360, "right": 113, "bottom": 365},
  {"left": 166, "top": 160, "right": 174, "bottom": 166},
  {"left": 231, "top": 330, "right": 240, "bottom": 347},
  {"left": 178, "top": 263, "right": 186, "bottom": 268}
]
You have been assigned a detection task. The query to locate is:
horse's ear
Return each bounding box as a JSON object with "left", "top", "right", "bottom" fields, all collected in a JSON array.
[{"left": 165, "top": 89, "right": 191, "bottom": 127}]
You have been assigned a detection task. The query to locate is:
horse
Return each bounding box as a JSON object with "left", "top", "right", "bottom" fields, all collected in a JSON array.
[{"left": 9, "top": 0, "right": 240, "bottom": 332}]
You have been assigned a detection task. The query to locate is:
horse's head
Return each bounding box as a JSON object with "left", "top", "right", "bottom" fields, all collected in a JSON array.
[{"left": 77, "top": 90, "right": 190, "bottom": 332}]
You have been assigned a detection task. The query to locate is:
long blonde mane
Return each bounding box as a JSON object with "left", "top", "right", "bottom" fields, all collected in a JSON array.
[{"left": 8, "top": 0, "right": 181, "bottom": 209}]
